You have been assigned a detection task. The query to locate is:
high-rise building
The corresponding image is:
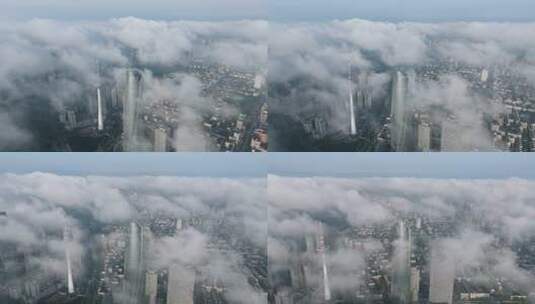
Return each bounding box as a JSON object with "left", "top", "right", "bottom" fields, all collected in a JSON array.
[
  {"left": 409, "top": 267, "right": 420, "bottom": 303},
  {"left": 429, "top": 242, "right": 455, "bottom": 304},
  {"left": 166, "top": 265, "right": 195, "bottom": 304},
  {"left": 123, "top": 222, "right": 145, "bottom": 304},
  {"left": 153, "top": 128, "right": 168, "bottom": 152},
  {"left": 97, "top": 87, "right": 104, "bottom": 131},
  {"left": 312, "top": 117, "right": 327, "bottom": 139},
  {"left": 123, "top": 69, "right": 143, "bottom": 151},
  {"left": 315, "top": 222, "right": 331, "bottom": 302},
  {"left": 521, "top": 124, "right": 534, "bottom": 152},
  {"left": 349, "top": 67, "right": 357, "bottom": 136},
  {"left": 63, "top": 224, "right": 75, "bottom": 295},
  {"left": 144, "top": 271, "right": 158, "bottom": 304},
  {"left": 440, "top": 117, "right": 465, "bottom": 152},
  {"left": 390, "top": 71, "right": 409, "bottom": 151},
  {"left": 289, "top": 262, "right": 307, "bottom": 290},
  {"left": 481, "top": 69, "right": 489, "bottom": 83},
  {"left": 417, "top": 121, "right": 432, "bottom": 152},
  {"left": 61, "top": 110, "right": 77, "bottom": 130},
  {"left": 391, "top": 221, "right": 411, "bottom": 304}
]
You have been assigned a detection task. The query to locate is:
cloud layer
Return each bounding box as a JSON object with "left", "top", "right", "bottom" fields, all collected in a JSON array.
[
  {"left": 0, "top": 18, "right": 267, "bottom": 150},
  {"left": 268, "top": 175, "right": 535, "bottom": 296},
  {"left": 269, "top": 19, "right": 535, "bottom": 148},
  {"left": 0, "top": 173, "right": 266, "bottom": 302}
]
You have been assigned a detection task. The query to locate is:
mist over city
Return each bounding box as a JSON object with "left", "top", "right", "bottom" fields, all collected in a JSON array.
[
  {"left": 268, "top": 175, "right": 535, "bottom": 303},
  {"left": 269, "top": 20, "right": 535, "bottom": 151},
  {"left": 0, "top": 173, "right": 267, "bottom": 303},
  {"left": 3, "top": 153, "right": 535, "bottom": 304},
  {"left": 2, "top": 0, "right": 535, "bottom": 304},
  {"left": 1, "top": 0, "right": 534, "bottom": 152},
  {"left": 0, "top": 18, "right": 268, "bottom": 152}
]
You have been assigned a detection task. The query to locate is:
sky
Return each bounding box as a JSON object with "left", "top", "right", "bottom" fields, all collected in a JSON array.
[
  {"left": 0, "top": 153, "right": 267, "bottom": 177},
  {"left": 1, "top": 0, "right": 533, "bottom": 22},
  {"left": 0, "top": 153, "right": 533, "bottom": 179},
  {"left": 268, "top": 153, "right": 535, "bottom": 179},
  {"left": 269, "top": 0, "right": 535, "bottom": 22},
  {"left": 0, "top": 0, "right": 266, "bottom": 21}
]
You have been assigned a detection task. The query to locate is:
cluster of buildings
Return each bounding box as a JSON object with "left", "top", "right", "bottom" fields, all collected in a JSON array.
[
  {"left": 189, "top": 62, "right": 267, "bottom": 152},
  {"left": 0, "top": 204, "right": 267, "bottom": 304},
  {"left": 250, "top": 103, "right": 269, "bottom": 152},
  {"left": 294, "top": 58, "right": 535, "bottom": 152},
  {"left": 55, "top": 59, "right": 267, "bottom": 152},
  {"left": 376, "top": 62, "right": 535, "bottom": 152},
  {"left": 95, "top": 210, "right": 266, "bottom": 304},
  {"left": 0, "top": 222, "right": 82, "bottom": 304}
]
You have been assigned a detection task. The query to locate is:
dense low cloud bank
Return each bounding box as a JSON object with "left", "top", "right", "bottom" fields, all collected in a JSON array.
[
  {"left": 270, "top": 19, "right": 535, "bottom": 84},
  {"left": 269, "top": 175, "right": 535, "bottom": 239},
  {"left": 269, "top": 19, "right": 535, "bottom": 145},
  {"left": 268, "top": 175, "right": 535, "bottom": 296},
  {"left": 0, "top": 18, "right": 268, "bottom": 150},
  {"left": 0, "top": 173, "right": 266, "bottom": 301}
]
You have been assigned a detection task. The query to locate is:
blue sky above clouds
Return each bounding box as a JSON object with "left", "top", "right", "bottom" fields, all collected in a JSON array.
[
  {"left": 0, "top": 153, "right": 533, "bottom": 179},
  {"left": 268, "top": 153, "right": 535, "bottom": 179},
  {"left": 1, "top": 0, "right": 533, "bottom": 21},
  {"left": 0, "top": 153, "right": 267, "bottom": 177},
  {"left": 1, "top": 0, "right": 266, "bottom": 20},
  {"left": 269, "top": 0, "right": 535, "bottom": 22}
]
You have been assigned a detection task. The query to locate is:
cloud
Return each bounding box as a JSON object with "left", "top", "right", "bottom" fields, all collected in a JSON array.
[
  {"left": 0, "top": 18, "right": 267, "bottom": 151},
  {"left": 268, "top": 176, "right": 535, "bottom": 297},
  {"left": 0, "top": 113, "right": 33, "bottom": 150},
  {"left": 151, "top": 228, "right": 209, "bottom": 268},
  {"left": 0, "top": 173, "right": 266, "bottom": 300},
  {"left": 269, "top": 20, "right": 535, "bottom": 147}
]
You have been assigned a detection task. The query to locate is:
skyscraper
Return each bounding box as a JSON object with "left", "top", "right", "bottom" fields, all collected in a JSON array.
[
  {"left": 97, "top": 87, "right": 104, "bottom": 131},
  {"left": 409, "top": 266, "right": 420, "bottom": 303},
  {"left": 315, "top": 222, "right": 331, "bottom": 302},
  {"left": 417, "top": 121, "right": 432, "bottom": 152},
  {"left": 391, "top": 221, "right": 411, "bottom": 304},
  {"left": 390, "top": 71, "right": 409, "bottom": 151},
  {"left": 153, "top": 127, "right": 168, "bottom": 152},
  {"left": 440, "top": 117, "right": 464, "bottom": 152},
  {"left": 480, "top": 69, "right": 489, "bottom": 83},
  {"left": 356, "top": 73, "right": 372, "bottom": 109},
  {"left": 144, "top": 271, "right": 158, "bottom": 304},
  {"left": 167, "top": 264, "right": 195, "bottom": 304},
  {"left": 63, "top": 223, "right": 75, "bottom": 295},
  {"left": 123, "top": 222, "right": 145, "bottom": 304},
  {"left": 429, "top": 242, "right": 455, "bottom": 304},
  {"left": 349, "top": 66, "right": 357, "bottom": 136},
  {"left": 123, "top": 69, "right": 143, "bottom": 151}
]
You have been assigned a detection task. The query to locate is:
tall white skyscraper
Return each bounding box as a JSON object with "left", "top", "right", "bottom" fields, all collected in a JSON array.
[
  {"left": 417, "top": 121, "right": 432, "bottom": 152},
  {"left": 123, "top": 222, "right": 144, "bottom": 304},
  {"left": 123, "top": 69, "right": 142, "bottom": 151},
  {"left": 349, "top": 67, "right": 357, "bottom": 136},
  {"left": 391, "top": 71, "right": 408, "bottom": 151},
  {"left": 315, "top": 222, "right": 331, "bottom": 301},
  {"left": 429, "top": 242, "right": 455, "bottom": 304},
  {"left": 97, "top": 87, "right": 104, "bottom": 131},
  {"left": 391, "top": 220, "right": 411, "bottom": 304},
  {"left": 63, "top": 223, "right": 75, "bottom": 295}
]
